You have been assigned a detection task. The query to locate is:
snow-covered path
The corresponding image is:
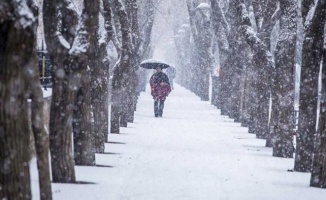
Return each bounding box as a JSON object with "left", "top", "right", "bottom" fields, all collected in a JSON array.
[{"left": 32, "top": 84, "right": 326, "bottom": 199}]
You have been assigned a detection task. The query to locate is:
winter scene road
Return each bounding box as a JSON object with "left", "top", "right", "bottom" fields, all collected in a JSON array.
[
  {"left": 31, "top": 84, "right": 326, "bottom": 200},
  {"left": 3, "top": 0, "right": 326, "bottom": 199}
]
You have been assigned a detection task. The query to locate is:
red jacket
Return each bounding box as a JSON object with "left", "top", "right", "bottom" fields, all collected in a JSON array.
[
  {"left": 150, "top": 72, "right": 171, "bottom": 100},
  {"left": 151, "top": 83, "right": 171, "bottom": 100}
]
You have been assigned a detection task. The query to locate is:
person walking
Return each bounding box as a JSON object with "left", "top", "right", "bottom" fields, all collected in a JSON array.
[{"left": 150, "top": 66, "right": 171, "bottom": 117}]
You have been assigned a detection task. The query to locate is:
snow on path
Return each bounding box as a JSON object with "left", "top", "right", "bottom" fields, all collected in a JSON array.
[{"left": 31, "top": 84, "right": 326, "bottom": 200}]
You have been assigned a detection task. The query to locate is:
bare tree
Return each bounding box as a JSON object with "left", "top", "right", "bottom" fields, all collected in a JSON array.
[
  {"left": 43, "top": 0, "right": 79, "bottom": 182},
  {"left": 109, "top": 0, "right": 157, "bottom": 133},
  {"left": 272, "top": 0, "right": 297, "bottom": 158},
  {"left": 70, "top": 0, "right": 101, "bottom": 165},
  {"left": 311, "top": 46, "right": 326, "bottom": 188},
  {"left": 295, "top": 0, "right": 326, "bottom": 171},
  {"left": 186, "top": 0, "right": 212, "bottom": 101},
  {"left": 109, "top": 0, "right": 133, "bottom": 134},
  {"left": 210, "top": 0, "right": 229, "bottom": 111},
  {"left": 232, "top": 0, "right": 275, "bottom": 139},
  {"left": 250, "top": 0, "right": 279, "bottom": 140},
  {"left": 0, "top": 1, "right": 52, "bottom": 199},
  {"left": 304, "top": 0, "right": 326, "bottom": 183},
  {"left": 98, "top": 0, "right": 115, "bottom": 147}
]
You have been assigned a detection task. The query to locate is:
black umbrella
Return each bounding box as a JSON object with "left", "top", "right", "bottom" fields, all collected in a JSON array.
[{"left": 140, "top": 59, "right": 171, "bottom": 69}]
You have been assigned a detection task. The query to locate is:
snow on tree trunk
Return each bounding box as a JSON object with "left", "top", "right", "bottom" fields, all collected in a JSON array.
[
  {"left": 69, "top": 0, "right": 101, "bottom": 165},
  {"left": 73, "top": 69, "right": 94, "bottom": 165},
  {"left": 85, "top": 0, "right": 102, "bottom": 159},
  {"left": 236, "top": 1, "right": 274, "bottom": 139},
  {"left": 124, "top": 0, "right": 139, "bottom": 124},
  {"left": 210, "top": 0, "right": 230, "bottom": 113},
  {"left": 239, "top": 55, "right": 253, "bottom": 127},
  {"left": 272, "top": 0, "right": 297, "bottom": 158},
  {"left": 250, "top": 0, "right": 278, "bottom": 140},
  {"left": 222, "top": 0, "right": 244, "bottom": 119},
  {"left": 43, "top": 0, "right": 78, "bottom": 182},
  {"left": 0, "top": 1, "right": 52, "bottom": 199},
  {"left": 186, "top": 0, "right": 212, "bottom": 101},
  {"left": 296, "top": 0, "right": 326, "bottom": 172},
  {"left": 311, "top": 50, "right": 326, "bottom": 188},
  {"left": 28, "top": 2, "right": 53, "bottom": 198},
  {"left": 110, "top": 0, "right": 133, "bottom": 134},
  {"left": 101, "top": 0, "right": 115, "bottom": 142}
]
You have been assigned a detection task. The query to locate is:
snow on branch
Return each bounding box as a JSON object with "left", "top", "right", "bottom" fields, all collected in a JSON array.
[
  {"left": 304, "top": 1, "right": 318, "bottom": 31},
  {"left": 196, "top": 3, "right": 211, "bottom": 10},
  {"left": 69, "top": 16, "right": 89, "bottom": 55},
  {"left": 238, "top": 3, "right": 251, "bottom": 26},
  {"left": 237, "top": 2, "right": 274, "bottom": 67},
  {"left": 64, "top": 0, "right": 77, "bottom": 12},
  {"left": 12, "top": 0, "right": 36, "bottom": 29},
  {"left": 53, "top": 31, "right": 71, "bottom": 50}
]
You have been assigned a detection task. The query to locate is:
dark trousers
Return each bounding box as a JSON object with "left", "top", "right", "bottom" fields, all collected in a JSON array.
[{"left": 154, "top": 99, "right": 165, "bottom": 117}]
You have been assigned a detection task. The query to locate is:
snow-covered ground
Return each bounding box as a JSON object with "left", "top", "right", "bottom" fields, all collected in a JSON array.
[
  {"left": 31, "top": 83, "right": 326, "bottom": 200},
  {"left": 42, "top": 87, "right": 52, "bottom": 98}
]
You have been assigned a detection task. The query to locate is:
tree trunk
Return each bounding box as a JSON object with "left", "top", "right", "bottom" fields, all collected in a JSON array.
[
  {"left": 310, "top": 52, "right": 326, "bottom": 188},
  {"left": 102, "top": 0, "right": 114, "bottom": 141},
  {"left": 0, "top": 2, "right": 36, "bottom": 198},
  {"left": 93, "top": 44, "right": 109, "bottom": 152},
  {"left": 110, "top": 0, "right": 133, "bottom": 134},
  {"left": 224, "top": 0, "right": 243, "bottom": 118},
  {"left": 186, "top": 0, "right": 212, "bottom": 101},
  {"left": 28, "top": 2, "right": 52, "bottom": 197},
  {"left": 85, "top": 0, "right": 102, "bottom": 156},
  {"left": 236, "top": 1, "right": 274, "bottom": 138},
  {"left": 295, "top": 0, "right": 326, "bottom": 172},
  {"left": 49, "top": 60, "right": 77, "bottom": 182},
  {"left": 238, "top": 42, "right": 253, "bottom": 127},
  {"left": 43, "top": 0, "right": 78, "bottom": 183},
  {"left": 30, "top": 84, "right": 52, "bottom": 199},
  {"left": 73, "top": 64, "right": 95, "bottom": 165},
  {"left": 272, "top": 0, "right": 297, "bottom": 158}
]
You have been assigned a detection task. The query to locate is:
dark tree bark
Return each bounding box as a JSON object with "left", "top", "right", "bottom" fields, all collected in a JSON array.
[
  {"left": 0, "top": 1, "right": 51, "bottom": 199},
  {"left": 222, "top": 0, "right": 244, "bottom": 119},
  {"left": 43, "top": 0, "right": 78, "bottom": 182},
  {"left": 110, "top": 0, "right": 133, "bottom": 134},
  {"left": 100, "top": 0, "right": 115, "bottom": 144},
  {"left": 71, "top": 52, "right": 94, "bottom": 165},
  {"left": 295, "top": 0, "right": 326, "bottom": 172},
  {"left": 252, "top": 0, "right": 263, "bottom": 31},
  {"left": 250, "top": 0, "right": 280, "bottom": 146},
  {"left": 211, "top": 0, "right": 230, "bottom": 112},
  {"left": 236, "top": 1, "right": 275, "bottom": 139},
  {"left": 247, "top": 0, "right": 279, "bottom": 140},
  {"left": 88, "top": 0, "right": 107, "bottom": 152},
  {"left": 311, "top": 49, "right": 326, "bottom": 188},
  {"left": 239, "top": 53, "right": 253, "bottom": 127},
  {"left": 0, "top": 14, "right": 31, "bottom": 200},
  {"left": 70, "top": 0, "right": 101, "bottom": 165},
  {"left": 28, "top": 2, "right": 52, "bottom": 198},
  {"left": 219, "top": 1, "right": 248, "bottom": 124},
  {"left": 272, "top": 0, "right": 297, "bottom": 158},
  {"left": 123, "top": 0, "right": 140, "bottom": 124},
  {"left": 186, "top": 0, "right": 212, "bottom": 101},
  {"left": 174, "top": 24, "right": 192, "bottom": 90}
]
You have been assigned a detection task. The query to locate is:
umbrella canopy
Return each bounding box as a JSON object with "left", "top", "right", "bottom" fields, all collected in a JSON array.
[{"left": 140, "top": 59, "right": 171, "bottom": 69}]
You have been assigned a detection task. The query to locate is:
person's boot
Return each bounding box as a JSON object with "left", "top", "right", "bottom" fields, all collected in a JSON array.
[
  {"left": 154, "top": 101, "right": 159, "bottom": 117},
  {"left": 158, "top": 109, "right": 163, "bottom": 117},
  {"left": 158, "top": 101, "right": 164, "bottom": 117}
]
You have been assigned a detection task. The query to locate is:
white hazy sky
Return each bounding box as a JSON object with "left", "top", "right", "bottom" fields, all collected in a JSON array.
[{"left": 32, "top": 83, "right": 326, "bottom": 200}]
